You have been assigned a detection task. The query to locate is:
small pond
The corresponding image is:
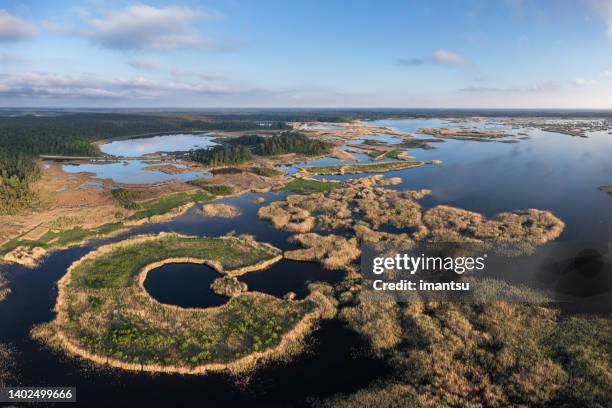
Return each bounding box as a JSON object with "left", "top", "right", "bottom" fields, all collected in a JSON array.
[
  {"left": 143, "top": 259, "right": 345, "bottom": 308},
  {"left": 306, "top": 124, "right": 345, "bottom": 131},
  {"left": 143, "top": 263, "right": 227, "bottom": 308}
]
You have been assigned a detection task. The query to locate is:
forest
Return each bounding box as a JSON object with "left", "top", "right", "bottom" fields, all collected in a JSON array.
[
  {"left": 189, "top": 132, "right": 332, "bottom": 166},
  {"left": 227, "top": 132, "right": 332, "bottom": 155},
  {"left": 0, "top": 113, "right": 287, "bottom": 214},
  {"left": 188, "top": 145, "right": 254, "bottom": 166},
  {"left": 253, "top": 132, "right": 332, "bottom": 156}
]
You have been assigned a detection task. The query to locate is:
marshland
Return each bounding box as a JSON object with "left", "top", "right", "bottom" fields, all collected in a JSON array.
[{"left": 1, "top": 111, "right": 611, "bottom": 406}]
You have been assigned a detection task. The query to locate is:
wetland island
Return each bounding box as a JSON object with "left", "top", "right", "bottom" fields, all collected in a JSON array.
[
  {"left": 1, "top": 3, "right": 612, "bottom": 405},
  {"left": 1, "top": 110, "right": 610, "bottom": 407}
]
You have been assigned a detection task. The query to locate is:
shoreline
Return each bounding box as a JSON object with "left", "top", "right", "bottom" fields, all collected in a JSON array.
[{"left": 39, "top": 232, "right": 326, "bottom": 376}]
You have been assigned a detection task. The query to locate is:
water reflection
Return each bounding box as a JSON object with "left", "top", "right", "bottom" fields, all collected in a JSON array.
[
  {"left": 143, "top": 263, "right": 228, "bottom": 308},
  {"left": 100, "top": 133, "right": 217, "bottom": 157},
  {"left": 2, "top": 117, "right": 612, "bottom": 406},
  {"left": 62, "top": 160, "right": 212, "bottom": 184}
]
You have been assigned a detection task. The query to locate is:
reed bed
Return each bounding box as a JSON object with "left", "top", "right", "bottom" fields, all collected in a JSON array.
[
  {"left": 201, "top": 204, "right": 241, "bottom": 218},
  {"left": 34, "top": 233, "right": 330, "bottom": 375}
]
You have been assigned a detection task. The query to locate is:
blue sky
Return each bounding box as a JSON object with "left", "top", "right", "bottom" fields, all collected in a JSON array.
[{"left": 1, "top": 0, "right": 612, "bottom": 108}]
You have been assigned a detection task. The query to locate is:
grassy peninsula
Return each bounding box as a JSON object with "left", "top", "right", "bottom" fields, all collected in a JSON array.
[
  {"left": 34, "top": 233, "right": 330, "bottom": 374},
  {"left": 299, "top": 161, "right": 425, "bottom": 175}
]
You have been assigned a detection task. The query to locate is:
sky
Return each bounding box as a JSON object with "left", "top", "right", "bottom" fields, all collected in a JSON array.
[{"left": 1, "top": 0, "right": 612, "bottom": 108}]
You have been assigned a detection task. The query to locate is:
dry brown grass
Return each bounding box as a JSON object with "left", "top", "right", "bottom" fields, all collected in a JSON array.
[
  {"left": 209, "top": 170, "right": 285, "bottom": 194},
  {"left": 354, "top": 188, "right": 425, "bottom": 230},
  {"left": 381, "top": 177, "right": 402, "bottom": 185},
  {"left": 423, "top": 205, "right": 565, "bottom": 252},
  {"left": 324, "top": 301, "right": 611, "bottom": 408},
  {"left": 258, "top": 176, "right": 431, "bottom": 237},
  {"left": 210, "top": 276, "right": 248, "bottom": 297},
  {"left": 257, "top": 202, "right": 316, "bottom": 233},
  {"left": 339, "top": 297, "right": 402, "bottom": 353},
  {"left": 285, "top": 233, "right": 360, "bottom": 270},
  {"left": 0, "top": 272, "right": 9, "bottom": 301},
  {"left": 201, "top": 203, "right": 241, "bottom": 218},
  {"left": 353, "top": 222, "right": 413, "bottom": 247},
  {"left": 0, "top": 344, "right": 15, "bottom": 387},
  {"left": 3, "top": 246, "right": 47, "bottom": 268},
  {"left": 258, "top": 175, "right": 564, "bottom": 272},
  {"left": 47, "top": 215, "right": 81, "bottom": 231},
  {"left": 300, "top": 160, "right": 425, "bottom": 176},
  {"left": 418, "top": 127, "right": 508, "bottom": 139}
]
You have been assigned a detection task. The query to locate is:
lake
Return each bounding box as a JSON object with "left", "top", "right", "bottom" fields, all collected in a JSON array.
[
  {"left": 2, "top": 117, "right": 612, "bottom": 406},
  {"left": 99, "top": 133, "right": 217, "bottom": 157},
  {"left": 62, "top": 160, "right": 213, "bottom": 184},
  {"left": 63, "top": 133, "right": 219, "bottom": 184}
]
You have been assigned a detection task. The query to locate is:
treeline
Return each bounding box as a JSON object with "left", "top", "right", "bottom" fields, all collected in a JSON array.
[
  {"left": 189, "top": 132, "right": 333, "bottom": 166},
  {"left": 0, "top": 153, "right": 39, "bottom": 215},
  {"left": 253, "top": 132, "right": 332, "bottom": 156},
  {"left": 225, "top": 135, "right": 266, "bottom": 146},
  {"left": 0, "top": 113, "right": 289, "bottom": 214},
  {"left": 0, "top": 113, "right": 288, "bottom": 154},
  {"left": 227, "top": 132, "right": 332, "bottom": 156},
  {"left": 188, "top": 145, "right": 253, "bottom": 166}
]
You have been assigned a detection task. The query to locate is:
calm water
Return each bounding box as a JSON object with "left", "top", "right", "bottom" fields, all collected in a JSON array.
[
  {"left": 144, "top": 259, "right": 345, "bottom": 309},
  {"left": 2, "top": 117, "right": 612, "bottom": 406},
  {"left": 144, "top": 263, "right": 228, "bottom": 308},
  {"left": 64, "top": 133, "right": 218, "bottom": 183},
  {"left": 62, "top": 160, "right": 213, "bottom": 184},
  {"left": 0, "top": 191, "right": 388, "bottom": 407},
  {"left": 306, "top": 124, "right": 345, "bottom": 131},
  {"left": 346, "top": 119, "right": 612, "bottom": 242},
  {"left": 100, "top": 133, "right": 217, "bottom": 157}
]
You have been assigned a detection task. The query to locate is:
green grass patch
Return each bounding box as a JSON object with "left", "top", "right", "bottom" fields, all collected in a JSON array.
[
  {"left": 210, "top": 167, "right": 244, "bottom": 175},
  {"left": 54, "top": 234, "right": 316, "bottom": 368},
  {"left": 127, "top": 191, "right": 213, "bottom": 220},
  {"left": 1, "top": 190, "right": 214, "bottom": 257},
  {"left": 200, "top": 185, "right": 234, "bottom": 196},
  {"left": 361, "top": 139, "right": 387, "bottom": 146},
  {"left": 300, "top": 161, "right": 424, "bottom": 175},
  {"left": 110, "top": 188, "right": 142, "bottom": 209},
  {"left": 279, "top": 178, "right": 343, "bottom": 193},
  {"left": 187, "top": 179, "right": 234, "bottom": 196},
  {"left": 250, "top": 167, "right": 283, "bottom": 177},
  {"left": 71, "top": 235, "right": 276, "bottom": 289},
  {"left": 367, "top": 149, "right": 403, "bottom": 160},
  {"left": 398, "top": 139, "right": 436, "bottom": 149},
  {"left": 0, "top": 222, "right": 125, "bottom": 255}
]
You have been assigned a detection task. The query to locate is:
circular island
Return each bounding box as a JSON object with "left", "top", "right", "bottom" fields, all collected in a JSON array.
[{"left": 34, "top": 233, "right": 331, "bottom": 375}]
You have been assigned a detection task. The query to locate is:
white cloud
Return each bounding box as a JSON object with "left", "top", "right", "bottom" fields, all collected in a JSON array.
[
  {"left": 128, "top": 58, "right": 160, "bottom": 71},
  {"left": 605, "top": 1, "right": 612, "bottom": 37},
  {"left": 0, "top": 53, "right": 27, "bottom": 64},
  {"left": 459, "top": 81, "right": 560, "bottom": 93},
  {"left": 574, "top": 78, "right": 596, "bottom": 86},
  {"left": 87, "top": 5, "right": 215, "bottom": 50},
  {"left": 432, "top": 50, "right": 466, "bottom": 65},
  {"left": 590, "top": 0, "right": 612, "bottom": 38},
  {"left": 0, "top": 10, "right": 36, "bottom": 42},
  {"left": 398, "top": 49, "right": 467, "bottom": 67},
  {"left": 170, "top": 68, "right": 226, "bottom": 81},
  {"left": 603, "top": 69, "right": 612, "bottom": 77},
  {"left": 0, "top": 72, "right": 235, "bottom": 101},
  {"left": 41, "top": 20, "right": 78, "bottom": 35}
]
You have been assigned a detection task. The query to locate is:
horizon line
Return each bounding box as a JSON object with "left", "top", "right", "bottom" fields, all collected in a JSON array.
[{"left": 3, "top": 106, "right": 612, "bottom": 112}]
